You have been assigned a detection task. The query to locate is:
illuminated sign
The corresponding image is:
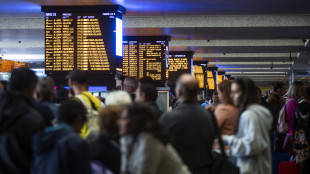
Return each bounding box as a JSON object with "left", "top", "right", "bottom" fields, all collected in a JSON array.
[
  {"left": 0, "top": 59, "right": 29, "bottom": 72},
  {"left": 193, "top": 66, "right": 204, "bottom": 88},
  {"left": 207, "top": 71, "right": 215, "bottom": 90},
  {"left": 42, "top": 5, "right": 125, "bottom": 73},
  {"left": 167, "top": 51, "right": 193, "bottom": 86},
  {"left": 123, "top": 36, "right": 170, "bottom": 86}
]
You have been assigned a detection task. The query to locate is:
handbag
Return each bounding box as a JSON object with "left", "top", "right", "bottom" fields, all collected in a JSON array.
[{"left": 208, "top": 110, "right": 239, "bottom": 174}]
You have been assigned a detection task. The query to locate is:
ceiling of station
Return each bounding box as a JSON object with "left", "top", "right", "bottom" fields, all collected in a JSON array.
[{"left": 0, "top": 0, "right": 310, "bottom": 86}]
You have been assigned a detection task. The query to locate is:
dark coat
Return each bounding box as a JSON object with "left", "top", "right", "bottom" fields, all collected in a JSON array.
[
  {"left": 90, "top": 134, "right": 121, "bottom": 174},
  {"left": 148, "top": 101, "right": 163, "bottom": 118},
  {"left": 0, "top": 91, "right": 46, "bottom": 174},
  {"left": 31, "top": 124, "right": 91, "bottom": 174},
  {"left": 160, "top": 102, "right": 215, "bottom": 174}
]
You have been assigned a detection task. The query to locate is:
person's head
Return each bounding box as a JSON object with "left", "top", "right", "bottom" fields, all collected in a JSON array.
[
  {"left": 231, "top": 78, "right": 259, "bottom": 110},
  {"left": 123, "top": 77, "right": 138, "bottom": 94},
  {"left": 303, "top": 86, "right": 310, "bottom": 101},
  {"left": 34, "top": 77, "right": 55, "bottom": 102},
  {"left": 105, "top": 90, "right": 132, "bottom": 107},
  {"left": 66, "top": 69, "right": 88, "bottom": 94},
  {"left": 57, "top": 99, "right": 87, "bottom": 133},
  {"left": 212, "top": 91, "right": 219, "bottom": 104},
  {"left": 139, "top": 76, "right": 154, "bottom": 85},
  {"left": 255, "top": 86, "right": 263, "bottom": 102},
  {"left": 218, "top": 80, "right": 233, "bottom": 105},
  {"left": 98, "top": 105, "right": 122, "bottom": 135},
  {"left": 118, "top": 103, "right": 168, "bottom": 144},
  {"left": 273, "top": 82, "right": 285, "bottom": 96},
  {"left": 9, "top": 68, "right": 38, "bottom": 100},
  {"left": 135, "top": 84, "right": 158, "bottom": 103},
  {"left": 175, "top": 73, "right": 199, "bottom": 103},
  {"left": 287, "top": 81, "right": 304, "bottom": 100}
]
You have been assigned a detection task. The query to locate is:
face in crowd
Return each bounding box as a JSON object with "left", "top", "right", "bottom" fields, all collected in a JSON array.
[{"left": 231, "top": 83, "right": 243, "bottom": 107}]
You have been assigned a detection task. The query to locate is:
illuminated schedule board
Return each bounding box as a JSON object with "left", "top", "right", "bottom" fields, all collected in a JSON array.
[
  {"left": 123, "top": 36, "right": 170, "bottom": 86},
  {"left": 167, "top": 51, "right": 193, "bottom": 86},
  {"left": 41, "top": 6, "right": 125, "bottom": 89}
]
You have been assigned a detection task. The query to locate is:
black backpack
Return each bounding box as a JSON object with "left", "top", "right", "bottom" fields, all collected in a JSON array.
[{"left": 293, "top": 104, "right": 310, "bottom": 162}]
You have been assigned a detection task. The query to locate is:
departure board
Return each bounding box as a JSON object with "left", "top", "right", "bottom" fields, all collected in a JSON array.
[
  {"left": 0, "top": 59, "right": 29, "bottom": 72},
  {"left": 42, "top": 6, "right": 125, "bottom": 74},
  {"left": 167, "top": 51, "right": 193, "bottom": 86},
  {"left": 193, "top": 66, "right": 205, "bottom": 89},
  {"left": 123, "top": 36, "right": 170, "bottom": 86}
]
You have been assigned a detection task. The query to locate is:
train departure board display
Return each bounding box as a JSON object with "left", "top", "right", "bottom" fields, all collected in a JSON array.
[
  {"left": 167, "top": 51, "right": 193, "bottom": 86},
  {"left": 42, "top": 5, "right": 125, "bottom": 74},
  {"left": 123, "top": 36, "right": 170, "bottom": 86}
]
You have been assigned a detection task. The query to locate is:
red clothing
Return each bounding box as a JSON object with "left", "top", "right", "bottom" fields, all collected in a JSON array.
[{"left": 285, "top": 98, "right": 298, "bottom": 136}]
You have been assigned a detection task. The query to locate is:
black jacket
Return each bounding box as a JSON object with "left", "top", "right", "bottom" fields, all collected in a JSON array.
[
  {"left": 148, "top": 101, "right": 163, "bottom": 118},
  {"left": 31, "top": 124, "right": 91, "bottom": 174},
  {"left": 0, "top": 91, "right": 46, "bottom": 174},
  {"left": 160, "top": 102, "right": 215, "bottom": 174},
  {"left": 90, "top": 134, "right": 121, "bottom": 174}
]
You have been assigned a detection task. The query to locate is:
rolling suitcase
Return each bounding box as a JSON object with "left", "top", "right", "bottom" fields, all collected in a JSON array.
[{"left": 278, "top": 161, "right": 299, "bottom": 174}]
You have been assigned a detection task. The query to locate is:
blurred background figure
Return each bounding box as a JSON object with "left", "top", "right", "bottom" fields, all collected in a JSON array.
[
  {"left": 54, "top": 84, "right": 69, "bottom": 104},
  {"left": 31, "top": 99, "right": 91, "bottom": 174},
  {"left": 282, "top": 81, "right": 303, "bottom": 156},
  {"left": 135, "top": 83, "right": 162, "bottom": 118},
  {"left": 34, "top": 77, "right": 59, "bottom": 119},
  {"left": 160, "top": 74, "right": 214, "bottom": 174},
  {"left": 205, "top": 91, "right": 220, "bottom": 112},
  {"left": 118, "top": 103, "right": 191, "bottom": 174},
  {"left": 214, "top": 80, "right": 238, "bottom": 136},
  {"left": 90, "top": 105, "right": 122, "bottom": 174},
  {"left": 223, "top": 78, "right": 273, "bottom": 174},
  {"left": 105, "top": 90, "right": 132, "bottom": 107},
  {"left": 0, "top": 68, "right": 46, "bottom": 174},
  {"left": 122, "top": 76, "right": 138, "bottom": 101},
  {"left": 267, "top": 82, "right": 286, "bottom": 129}
]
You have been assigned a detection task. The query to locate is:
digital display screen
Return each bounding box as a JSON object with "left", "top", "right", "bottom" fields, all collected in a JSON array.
[
  {"left": 167, "top": 51, "right": 193, "bottom": 86},
  {"left": 207, "top": 71, "right": 215, "bottom": 90},
  {"left": 123, "top": 36, "right": 170, "bottom": 85},
  {"left": 42, "top": 6, "right": 125, "bottom": 74},
  {"left": 193, "top": 66, "right": 204, "bottom": 89}
]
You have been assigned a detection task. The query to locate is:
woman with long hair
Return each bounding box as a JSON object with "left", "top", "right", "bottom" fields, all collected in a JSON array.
[
  {"left": 118, "top": 103, "right": 190, "bottom": 174},
  {"left": 214, "top": 80, "right": 239, "bottom": 135},
  {"left": 222, "top": 78, "right": 273, "bottom": 174}
]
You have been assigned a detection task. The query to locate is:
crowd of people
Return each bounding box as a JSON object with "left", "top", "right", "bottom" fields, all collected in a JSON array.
[{"left": 0, "top": 67, "right": 310, "bottom": 174}]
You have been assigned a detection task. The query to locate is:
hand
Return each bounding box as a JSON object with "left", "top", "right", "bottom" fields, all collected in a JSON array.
[{"left": 205, "top": 105, "right": 215, "bottom": 112}]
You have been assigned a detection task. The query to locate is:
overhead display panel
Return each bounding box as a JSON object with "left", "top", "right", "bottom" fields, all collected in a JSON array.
[
  {"left": 167, "top": 51, "right": 193, "bottom": 86},
  {"left": 123, "top": 36, "right": 170, "bottom": 86},
  {"left": 42, "top": 5, "right": 125, "bottom": 74},
  {"left": 0, "top": 59, "right": 29, "bottom": 72}
]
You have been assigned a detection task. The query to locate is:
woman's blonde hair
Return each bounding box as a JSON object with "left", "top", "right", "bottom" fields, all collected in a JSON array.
[{"left": 287, "top": 81, "right": 303, "bottom": 100}]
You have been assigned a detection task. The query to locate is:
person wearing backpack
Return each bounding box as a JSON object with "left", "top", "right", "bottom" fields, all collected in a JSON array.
[
  {"left": 293, "top": 86, "right": 310, "bottom": 174},
  {"left": 282, "top": 81, "right": 304, "bottom": 155},
  {"left": 67, "top": 69, "right": 102, "bottom": 141}
]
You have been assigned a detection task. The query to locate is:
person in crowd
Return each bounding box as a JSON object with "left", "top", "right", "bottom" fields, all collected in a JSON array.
[
  {"left": 135, "top": 83, "right": 162, "bottom": 118},
  {"left": 67, "top": 69, "right": 102, "bottom": 139},
  {"left": 34, "top": 77, "right": 59, "bottom": 119},
  {"left": 105, "top": 90, "right": 132, "bottom": 107},
  {"left": 205, "top": 91, "right": 220, "bottom": 111},
  {"left": 118, "top": 103, "right": 191, "bottom": 174},
  {"left": 222, "top": 77, "right": 273, "bottom": 174},
  {"left": 293, "top": 86, "right": 310, "bottom": 174},
  {"left": 200, "top": 96, "right": 210, "bottom": 109},
  {"left": 31, "top": 99, "right": 91, "bottom": 174},
  {"left": 139, "top": 76, "right": 167, "bottom": 113},
  {"left": 263, "top": 90, "right": 269, "bottom": 101},
  {"left": 214, "top": 80, "right": 238, "bottom": 135},
  {"left": 160, "top": 74, "right": 214, "bottom": 174},
  {"left": 123, "top": 76, "right": 139, "bottom": 101},
  {"left": 54, "top": 84, "right": 69, "bottom": 104},
  {"left": 0, "top": 80, "right": 8, "bottom": 91},
  {"left": 267, "top": 82, "right": 286, "bottom": 129},
  {"left": 90, "top": 105, "right": 122, "bottom": 174},
  {"left": 282, "top": 81, "right": 304, "bottom": 155},
  {"left": 256, "top": 86, "right": 276, "bottom": 126},
  {"left": 0, "top": 68, "right": 46, "bottom": 174}
]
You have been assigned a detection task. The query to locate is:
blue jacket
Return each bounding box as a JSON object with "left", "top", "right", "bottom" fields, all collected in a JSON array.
[{"left": 31, "top": 124, "right": 91, "bottom": 174}]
